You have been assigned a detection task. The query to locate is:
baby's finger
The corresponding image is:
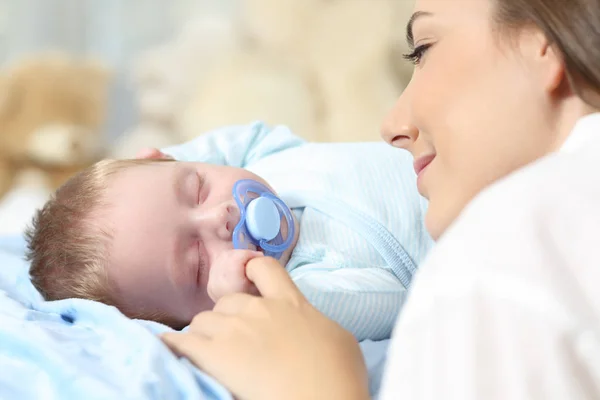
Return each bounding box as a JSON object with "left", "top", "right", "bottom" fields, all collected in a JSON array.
[
  {"left": 220, "top": 249, "right": 262, "bottom": 264},
  {"left": 232, "top": 249, "right": 264, "bottom": 261},
  {"left": 245, "top": 256, "right": 305, "bottom": 303},
  {"left": 135, "top": 147, "right": 162, "bottom": 159},
  {"left": 136, "top": 147, "right": 174, "bottom": 160}
]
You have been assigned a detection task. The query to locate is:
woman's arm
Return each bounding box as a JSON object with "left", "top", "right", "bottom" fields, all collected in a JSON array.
[{"left": 162, "top": 257, "right": 370, "bottom": 400}]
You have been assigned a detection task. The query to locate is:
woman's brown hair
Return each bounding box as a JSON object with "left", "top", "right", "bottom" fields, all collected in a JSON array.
[{"left": 493, "top": 0, "right": 600, "bottom": 107}]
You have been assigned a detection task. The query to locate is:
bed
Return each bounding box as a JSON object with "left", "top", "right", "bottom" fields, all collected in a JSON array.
[{"left": 0, "top": 233, "right": 389, "bottom": 399}]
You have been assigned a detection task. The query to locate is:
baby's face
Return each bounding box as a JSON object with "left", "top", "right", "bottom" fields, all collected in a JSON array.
[{"left": 102, "top": 162, "right": 294, "bottom": 326}]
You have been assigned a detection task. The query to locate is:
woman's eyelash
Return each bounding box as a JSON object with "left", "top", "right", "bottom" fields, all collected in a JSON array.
[{"left": 403, "top": 44, "right": 432, "bottom": 65}]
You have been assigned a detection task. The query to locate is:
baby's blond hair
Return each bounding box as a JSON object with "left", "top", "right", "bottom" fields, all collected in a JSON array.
[{"left": 25, "top": 158, "right": 171, "bottom": 320}]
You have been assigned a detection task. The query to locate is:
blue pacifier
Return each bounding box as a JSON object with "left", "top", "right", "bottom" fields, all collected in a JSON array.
[{"left": 232, "top": 179, "right": 295, "bottom": 259}]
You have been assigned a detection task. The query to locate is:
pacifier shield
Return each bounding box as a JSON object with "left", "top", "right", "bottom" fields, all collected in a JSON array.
[
  {"left": 231, "top": 179, "right": 295, "bottom": 260},
  {"left": 246, "top": 197, "right": 280, "bottom": 241}
]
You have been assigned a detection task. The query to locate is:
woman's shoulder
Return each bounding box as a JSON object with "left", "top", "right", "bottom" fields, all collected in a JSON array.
[
  {"left": 411, "top": 141, "right": 600, "bottom": 328},
  {"left": 470, "top": 139, "right": 600, "bottom": 219},
  {"left": 392, "top": 148, "right": 600, "bottom": 369}
]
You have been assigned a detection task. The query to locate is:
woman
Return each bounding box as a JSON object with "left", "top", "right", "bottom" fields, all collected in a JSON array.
[{"left": 162, "top": 0, "right": 600, "bottom": 398}]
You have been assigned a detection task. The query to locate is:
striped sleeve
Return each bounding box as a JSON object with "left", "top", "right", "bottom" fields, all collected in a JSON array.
[{"left": 290, "top": 265, "right": 407, "bottom": 341}]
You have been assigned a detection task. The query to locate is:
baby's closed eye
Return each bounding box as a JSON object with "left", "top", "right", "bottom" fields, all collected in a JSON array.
[
  {"left": 196, "top": 173, "right": 207, "bottom": 204},
  {"left": 195, "top": 240, "right": 207, "bottom": 282}
]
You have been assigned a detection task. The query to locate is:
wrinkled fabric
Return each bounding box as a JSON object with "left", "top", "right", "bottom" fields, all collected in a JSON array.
[{"left": 0, "top": 235, "right": 389, "bottom": 399}]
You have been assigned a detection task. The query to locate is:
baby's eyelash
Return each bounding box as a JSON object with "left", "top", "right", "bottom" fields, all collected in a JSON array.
[
  {"left": 403, "top": 44, "right": 432, "bottom": 65},
  {"left": 196, "top": 240, "right": 205, "bottom": 285},
  {"left": 196, "top": 174, "right": 205, "bottom": 204}
]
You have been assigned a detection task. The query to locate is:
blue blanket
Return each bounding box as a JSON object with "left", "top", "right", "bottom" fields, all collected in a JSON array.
[{"left": 0, "top": 235, "right": 389, "bottom": 399}]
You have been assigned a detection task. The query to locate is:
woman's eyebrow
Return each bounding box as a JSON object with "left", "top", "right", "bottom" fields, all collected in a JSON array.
[{"left": 406, "top": 11, "right": 433, "bottom": 48}]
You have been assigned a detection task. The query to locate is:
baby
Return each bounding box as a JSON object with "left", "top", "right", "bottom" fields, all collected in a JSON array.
[{"left": 26, "top": 122, "right": 433, "bottom": 341}]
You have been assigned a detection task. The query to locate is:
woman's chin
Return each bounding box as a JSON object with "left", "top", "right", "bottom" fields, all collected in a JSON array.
[{"left": 425, "top": 210, "right": 443, "bottom": 241}]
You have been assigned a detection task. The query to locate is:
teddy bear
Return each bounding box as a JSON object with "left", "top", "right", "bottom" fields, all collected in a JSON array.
[
  {"left": 117, "top": 0, "right": 415, "bottom": 150},
  {"left": 175, "top": 0, "right": 415, "bottom": 143},
  {"left": 110, "top": 12, "right": 243, "bottom": 158},
  {"left": 176, "top": 49, "right": 321, "bottom": 142},
  {"left": 0, "top": 52, "right": 111, "bottom": 201}
]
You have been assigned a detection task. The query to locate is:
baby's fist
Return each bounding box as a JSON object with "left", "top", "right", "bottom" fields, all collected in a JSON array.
[
  {"left": 135, "top": 147, "right": 174, "bottom": 160},
  {"left": 207, "top": 249, "right": 263, "bottom": 302}
]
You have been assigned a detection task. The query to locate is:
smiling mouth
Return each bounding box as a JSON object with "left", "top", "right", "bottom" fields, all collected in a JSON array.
[{"left": 413, "top": 154, "right": 436, "bottom": 176}]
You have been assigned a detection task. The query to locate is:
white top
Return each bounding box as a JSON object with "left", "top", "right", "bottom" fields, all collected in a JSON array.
[{"left": 380, "top": 113, "right": 600, "bottom": 400}]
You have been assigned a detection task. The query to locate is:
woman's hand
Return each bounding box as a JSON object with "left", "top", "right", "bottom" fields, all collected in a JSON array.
[{"left": 161, "top": 257, "right": 369, "bottom": 400}]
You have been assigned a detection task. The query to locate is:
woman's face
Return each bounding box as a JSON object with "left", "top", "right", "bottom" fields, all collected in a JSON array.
[{"left": 382, "top": 0, "right": 568, "bottom": 239}]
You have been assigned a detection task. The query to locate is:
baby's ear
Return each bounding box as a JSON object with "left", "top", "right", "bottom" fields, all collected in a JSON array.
[{"left": 135, "top": 147, "right": 173, "bottom": 160}]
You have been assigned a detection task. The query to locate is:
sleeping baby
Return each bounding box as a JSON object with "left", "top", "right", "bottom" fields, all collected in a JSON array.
[{"left": 25, "top": 122, "right": 433, "bottom": 341}]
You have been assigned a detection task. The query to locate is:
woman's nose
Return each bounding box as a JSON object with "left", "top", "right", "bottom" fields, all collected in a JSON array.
[
  {"left": 381, "top": 83, "right": 419, "bottom": 151},
  {"left": 193, "top": 201, "right": 240, "bottom": 241}
]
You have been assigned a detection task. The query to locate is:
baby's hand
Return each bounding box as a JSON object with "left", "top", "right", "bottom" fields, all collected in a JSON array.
[
  {"left": 135, "top": 147, "right": 174, "bottom": 160},
  {"left": 207, "top": 249, "right": 264, "bottom": 303}
]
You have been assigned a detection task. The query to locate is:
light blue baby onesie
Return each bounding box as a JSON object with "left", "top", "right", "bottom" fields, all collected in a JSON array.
[{"left": 162, "top": 121, "right": 434, "bottom": 341}]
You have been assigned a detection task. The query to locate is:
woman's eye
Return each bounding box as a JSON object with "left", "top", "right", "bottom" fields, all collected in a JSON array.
[{"left": 403, "top": 43, "right": 433, "bottom": 66}]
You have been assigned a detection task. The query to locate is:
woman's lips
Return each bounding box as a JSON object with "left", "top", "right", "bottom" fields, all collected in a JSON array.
[
  {"left": 414, "top": 154, "right": 435, "bottom": 196},
  {"left": 413, "top": 154, "right": 436, "bottom": 176}
]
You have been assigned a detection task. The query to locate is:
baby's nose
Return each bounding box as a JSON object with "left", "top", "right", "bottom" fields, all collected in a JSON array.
[
  {"left": 197, "top": 201, "right": 240, "bottom": 241},
  {"left": 223, "top": 202, "right": 240, "bottom": 236}
]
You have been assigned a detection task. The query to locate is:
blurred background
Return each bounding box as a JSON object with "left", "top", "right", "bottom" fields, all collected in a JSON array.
[{"left": 0, "top": 0, "right": 415, "bottom": 233}]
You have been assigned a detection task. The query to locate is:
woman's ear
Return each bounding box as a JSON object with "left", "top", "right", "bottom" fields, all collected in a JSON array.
[
  {"left": 521, "top": 29, "right": 567, "bottom": 96},
  {"left": 542, "top": 43, "right": 566, "bottom": 95},
  {"left": 135, "top": 147, "right": 173, "bottom": 160}
]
